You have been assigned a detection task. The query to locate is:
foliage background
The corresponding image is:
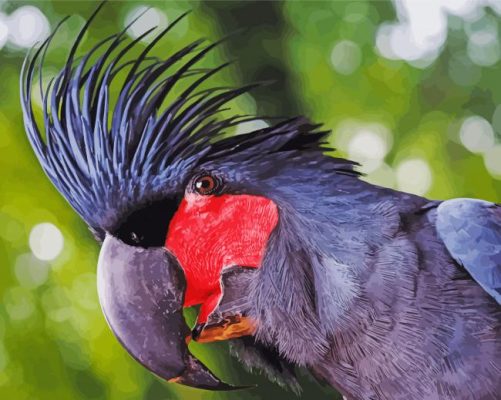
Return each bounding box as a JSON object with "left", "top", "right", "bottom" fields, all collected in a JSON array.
[{"left": 0, "top": 1, "right": 500, "bottom": 399}]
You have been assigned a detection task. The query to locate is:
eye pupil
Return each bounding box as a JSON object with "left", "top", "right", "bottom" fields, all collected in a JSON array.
[{"left": 199, "top": 179, "right": 211, "bottom": 188}]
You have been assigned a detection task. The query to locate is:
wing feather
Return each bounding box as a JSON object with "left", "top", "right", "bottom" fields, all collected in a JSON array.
[{"left": 436, "top": 198, "right": 501, "bottom": 304}]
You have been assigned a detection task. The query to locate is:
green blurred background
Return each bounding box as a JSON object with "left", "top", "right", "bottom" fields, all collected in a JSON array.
[{"left": 0, "top": 0, "right": 500, "bottom": 399}]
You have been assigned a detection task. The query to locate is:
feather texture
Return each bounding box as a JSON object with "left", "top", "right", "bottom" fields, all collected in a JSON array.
[
  {"left": 20, "top": 10, "right": 354, "bottom": 237},
  {"left": 436, "top": 198, "right": 501, "bottom": 304}
]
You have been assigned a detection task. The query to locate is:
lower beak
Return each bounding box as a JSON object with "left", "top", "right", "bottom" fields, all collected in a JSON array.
[{"left": 97, "top": 235, "right": 234, "bottom": 390}]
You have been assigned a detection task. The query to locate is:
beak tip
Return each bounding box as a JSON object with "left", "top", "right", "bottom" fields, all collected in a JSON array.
[{"left": 99, "top": 236, "right": 249, "bottom": 391}]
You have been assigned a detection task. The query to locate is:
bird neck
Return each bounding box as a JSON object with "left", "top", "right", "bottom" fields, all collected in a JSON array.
[{"left": 247, "top": 167, "right": 428, "bottom": 367}]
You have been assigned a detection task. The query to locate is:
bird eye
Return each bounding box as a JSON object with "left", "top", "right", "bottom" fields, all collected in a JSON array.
[{"left": 194, "top": 174, "right": 220, "bottom": 195}]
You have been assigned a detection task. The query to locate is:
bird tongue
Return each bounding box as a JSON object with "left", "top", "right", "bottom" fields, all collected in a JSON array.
[
  {"left": 96, "top": 235, "right": 238, "bottom": 390},
  {"left": 193, "top": 266, "right": 258, "bottom": 343}
]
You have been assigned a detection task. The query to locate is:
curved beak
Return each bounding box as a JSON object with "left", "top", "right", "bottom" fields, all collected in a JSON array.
[{"left": 97, "top": 235, "right": 234, "bottom": 390}]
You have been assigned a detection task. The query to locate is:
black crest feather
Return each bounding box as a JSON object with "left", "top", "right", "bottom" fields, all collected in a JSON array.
[{"left": 20, "top": 5, "right": 353, "bottom": 233}]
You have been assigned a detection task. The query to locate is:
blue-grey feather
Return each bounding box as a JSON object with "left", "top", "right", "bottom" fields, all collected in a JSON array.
[
  {"left": 436, "top": 198, "right": 501, "bottom": 303},
  {"left": 21, "top": 10, "right": 501, "bottom": 398},
  {"left": 21, "top": 12, "right": 309, "bottom": 234}
]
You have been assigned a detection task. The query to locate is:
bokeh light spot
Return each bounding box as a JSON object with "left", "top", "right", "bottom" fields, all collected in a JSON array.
[
  {"left": 492, "top": 104, "right": 501, "bottom": 135},
  {"left": 7, "top": 6, "right": 50, "bottom": 48},
  {"left": 375, "top": 0, "right": 501, "bottom": 64},
  {"left": 41, "top": 287, "right": 72, "bottom": 323},
  {"left": 14, "top": 253, "right": 50, "bottom": 289},
  {"left": 0, "top": 12, "right": 8, "bottom": 49},
  {"left": 395, "top": 158, "right": 433, "bottom": 196},
  {"left": 72, "top": 273, "right": 99, "bottom": 311},
  {"left": 467, "top": 30, "right": 500, "bottom": 67},
  {"left": 343, "top": 2, "right": 369, "bottom": 23},
  {"left": 459, "top": 116, "right": 495, "bottom": 154},
  {"left": 235, "top": 119, "right": 269, "bottom": 135},
  {"left": 4, "top": 286, "right": 36, "bottom": 321},
  {"left": 484, "top": 145, "right": 501, "bottom": 178},
  {"left": 348, "top": 129, "right": 389, "bottom": 173},
  {"left": 336, "top": 121, "right": 393, "bottom": 174},
  {"left": 0, "top": 214, "right": 23, "bottom": 245},
  {"left": 29, "top": 223, "right": 64, "bottom": 261},
  {"left": 330, "top": 40, "right": 362, "bottom": 75},
  {"left": 125, "top": 6, "right": 168, "bottom": 42},
  {"left": 363, "top": 163, "right": 396, "bottom": 189}
]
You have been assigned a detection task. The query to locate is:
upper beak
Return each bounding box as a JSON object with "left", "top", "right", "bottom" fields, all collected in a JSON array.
[{"left": 97, "top": 235, "right": 235, "bottom": 390}]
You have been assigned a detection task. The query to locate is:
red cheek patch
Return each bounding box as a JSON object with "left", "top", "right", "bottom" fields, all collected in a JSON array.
[{"left": 165, "top": 194, "right": 278, "bottom": 322}]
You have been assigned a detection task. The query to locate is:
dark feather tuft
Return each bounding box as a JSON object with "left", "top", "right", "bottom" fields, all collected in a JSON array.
[{"left": 20, "top": 7, "right": 356, "bottom": 234}]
